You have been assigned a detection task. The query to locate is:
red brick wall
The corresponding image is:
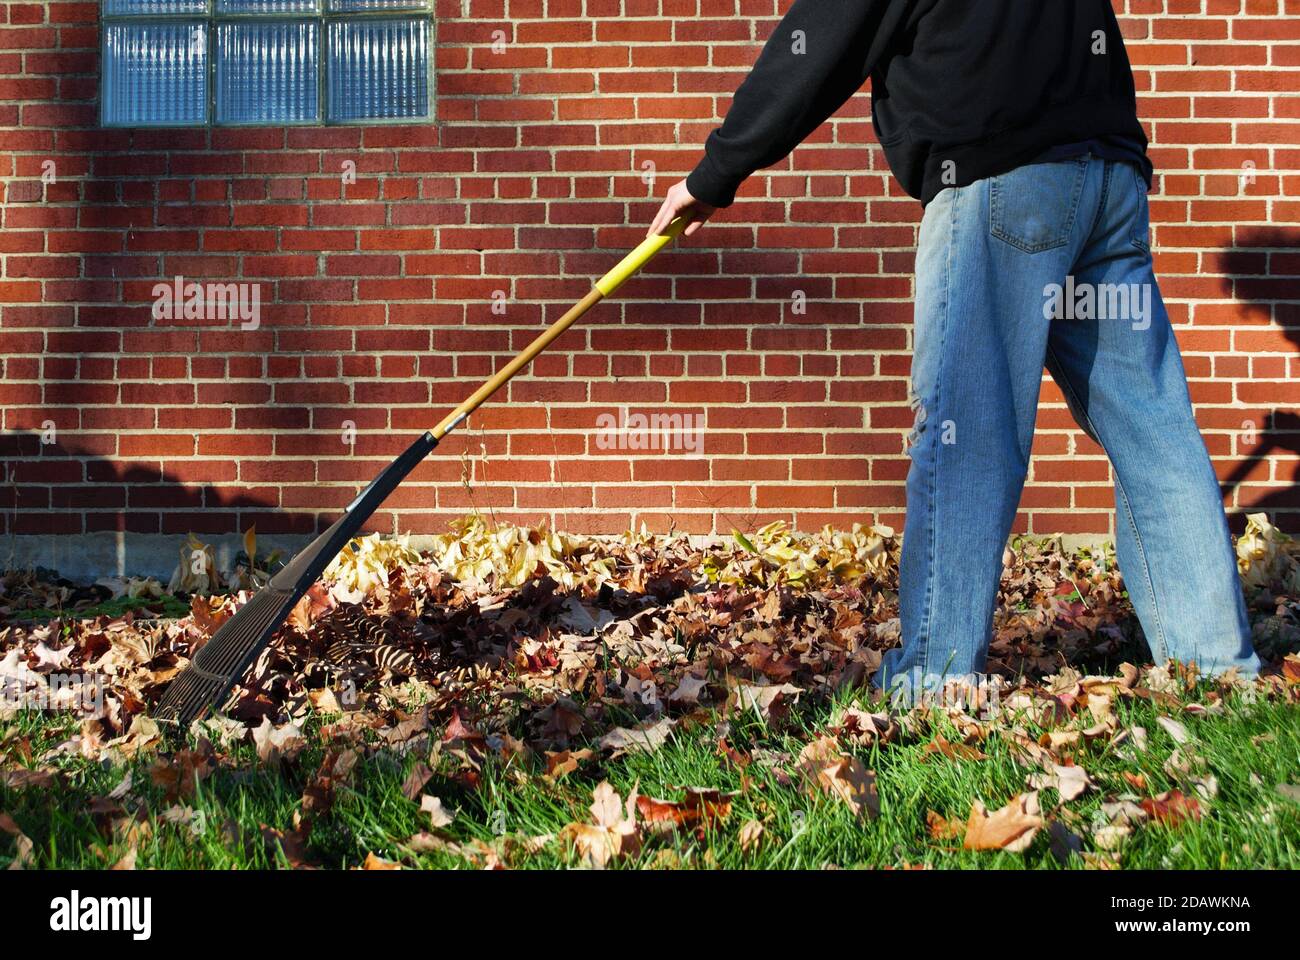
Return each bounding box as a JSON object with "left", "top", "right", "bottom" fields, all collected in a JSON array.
[{"left": 1, "top": 0, "right": 1298, "bottom": 548}]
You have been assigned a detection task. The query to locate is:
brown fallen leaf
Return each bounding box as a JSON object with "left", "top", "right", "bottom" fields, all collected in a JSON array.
[
  {"left": 111, "top": 847, "right": 138, "bottom": 871},
  {"left": 926, "top": 810, "right": 961, "bottom": 841},
  {"left": 113, "top": 814, "right": 153, "bottom": 850},
  {"left": 1027, "top": 762, "right": 1094, "bottom": 802},
  {"left": 491, "top": 833, "right": 553, "bottom": 867},
  {"left": 1281, "top": 654, "right": 1300, "bottom": 685},
  {"left": 963, "top": 793, "right": 1042, "bottom": 852},
  {"left": 1156, "top": 715, "right": 1191, "bottom": 745},
  {"left": 362, "top": 852, "right": 401, "bottom": 870},
  {"left": 261, "top": 819, "right": 314, "bottom": 869},
  {"left": 738, "top": 819, "right": 765, "bottom": 853},
  {"left": 757, "top": 587, "right": 782, "bottom": 623},
  {"left": 150, "top": 745, "right": 216, "bottom": 802},
  {"left": 1006, "top": 727, "right": 1057, "bottom": 768},
  {"left": 557, "top": 780, "right": 641, "bottom": 869},
  {"left": 597, "top": 716, "right": 674, "bottom": 757},
  {"left": 191, "top": 714, "right": 245, "bottom": 749},
  {"left": 635, "top": 788, "right": 734, "bottom": 836},
  {"left": 401, "top": 761, "right": 433, "bottom": 801},
  {"left": 87, "top": 796, "right": 128, "bottom": 836},
  {"left": 288, "top": 582, "right": 333, "bottom": 631},
  {"left": 730, "top": 680, "right": 802, "bottom": 724},
  {"left": 922, "top": 735, "right": 987, "bottom": 762},
  {"left": 382, "top": 707, "right": 431, "bottom": 745},
  {"left": 544, "top": 748, "right": 594, "bottom": 780},
  {"left": 557, "top": 822, "right": 619, "bottom": 868},
  {"left": 1043, "top": 729, "right": 1081, "bottom": 753},
  {"left": 0, "top": 812, "right": 34, "bottom": 870},
  {"left": 1099, "top": 799, "right": 1149, "bottom": 826},
  {"left": 716, "top": 737, "right": 750, "bottom": 768},
  {"left": 667, "top": 675, "right": 708, "bottom": 705},
  {"left": 301, "top": 750, "right": 349, "bottom": 818},
  {"left": 106, "top": 714, "right": 162, "bottom": 760},
  {"left": 307, "top": 688, "right": 345, "bottom": 715},
  {"left": 251, "top": 716, "right": 306, "bottom": 765},
  {"left": 160, "top": 805, "right": 197, "bottom": 831},
  {"left": 795, "top": 736, "right": 879, "bottom": 820},
  {"left": 1092, "top": 824, "right": 1132, "bottom": 851},
  {"left": 1139, "top": 789, "right": 1201, "bottom": 826},
  {"left": 420, "top": 795, "right": 456, "bottom": 829},
  {"left": 0, "top": 767, "right": 58, "bottom": 791},
  {"left": 833, "top": 706, "right": 899, "bottom": 747},
  {"left": 404, "top": 832, "right": 459, "bottom": 856}
]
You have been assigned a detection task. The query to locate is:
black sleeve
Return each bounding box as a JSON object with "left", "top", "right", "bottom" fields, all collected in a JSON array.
[{"left": 686, "top": 0, "right": 897, "bottom": 208}]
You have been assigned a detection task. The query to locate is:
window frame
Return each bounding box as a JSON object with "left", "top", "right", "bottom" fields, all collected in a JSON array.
[{"left": 99, "top": 0, "right": 437, "bottom": 128}]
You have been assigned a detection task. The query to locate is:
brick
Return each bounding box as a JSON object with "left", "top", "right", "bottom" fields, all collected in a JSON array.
[{"left": 0, "top": 15, "right": 1294, "bottom": 538}]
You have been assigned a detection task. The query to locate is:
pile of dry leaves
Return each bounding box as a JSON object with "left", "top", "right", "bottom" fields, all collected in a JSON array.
[
  {"left": 1, "top": 512, "right": 1298, "bottom": 866},
  {"left": 2, "top": 514, "right": 1299, "bottom": 753}
]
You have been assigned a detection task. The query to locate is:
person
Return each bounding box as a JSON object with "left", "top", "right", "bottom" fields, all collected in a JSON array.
[{"left": 648, "top": 0, "right": 1261, "bottom": 704}]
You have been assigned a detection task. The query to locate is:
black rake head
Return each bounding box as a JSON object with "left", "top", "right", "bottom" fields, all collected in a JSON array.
[
  {"left": 153, "top": 585, "right": 299, "bottom": 730},
  {"left": 152, "top": 432, "right": 439, "bottom": 732}
]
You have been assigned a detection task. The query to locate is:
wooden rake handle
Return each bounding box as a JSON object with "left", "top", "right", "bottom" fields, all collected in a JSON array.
[{"left": 430, "top": 216, "right": 688, "bottom": 439}]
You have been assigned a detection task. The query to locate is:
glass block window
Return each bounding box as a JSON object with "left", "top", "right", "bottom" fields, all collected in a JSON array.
[
  {"left": 103, "top": 22, "right": 209, "bottom": 125},
  {"left": 327, "top": 17, "right": 428, "bottom": 122},
  {"left": 216, "top": 21, "right": 319, "bottom": 123},
  {"left": 101, "top": 0, "right": 432, "bottom": 126}
]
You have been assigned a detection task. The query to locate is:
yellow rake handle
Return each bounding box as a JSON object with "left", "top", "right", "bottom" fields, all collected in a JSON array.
[{"left": 431, "top": 216, "right": 687, "bottom": 439}]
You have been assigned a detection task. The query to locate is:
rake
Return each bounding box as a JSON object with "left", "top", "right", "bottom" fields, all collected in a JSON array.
[{"left": 153, "top": 217, "right": 688, "bottom": 730}]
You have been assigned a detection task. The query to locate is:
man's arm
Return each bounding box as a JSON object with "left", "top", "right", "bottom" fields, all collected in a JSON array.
[
  {"left": 688, "top": 0, "right": 892, "bottom": 208},
  {"left": 649, "top": 0, "right": 896, "bottom": 235}
]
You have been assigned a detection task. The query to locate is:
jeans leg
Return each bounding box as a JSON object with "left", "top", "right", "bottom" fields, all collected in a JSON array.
[
  {"left": 877, "top": 159, "right": 1098, "bottom": 703},
  {"left": 1044, "top": 162, "right": 1260, "bottom": 677}
]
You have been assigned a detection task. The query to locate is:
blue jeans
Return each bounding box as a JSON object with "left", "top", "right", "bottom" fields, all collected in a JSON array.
[{"left": 876, "top": 155, "right": 1260, "bottom": 703}]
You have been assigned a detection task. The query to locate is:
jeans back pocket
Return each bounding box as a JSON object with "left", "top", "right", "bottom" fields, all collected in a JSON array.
[
  {"left": 1130, "top": 164, "right": 1151, "bottom": 253},
  {"left": 989, "top": 158, "right": 1089, "bottom": 254}
]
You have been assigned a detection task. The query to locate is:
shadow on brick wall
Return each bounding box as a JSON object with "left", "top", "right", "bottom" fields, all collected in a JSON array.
[
  {"left": 1216, "top": 227, "right": 1300, "bottom": 534},
  {"left": 0, "top": 427, "right": 337, "bottom": 542}
]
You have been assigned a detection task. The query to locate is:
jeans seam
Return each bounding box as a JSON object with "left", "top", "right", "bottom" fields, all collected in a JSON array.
[
  {"left": 1045, "top": 343, "right": 1170, "bottom": 661},
  {"left": 1084, "top": 158, "right": 1112, "bottom": 245},
  {"left": 1114, "top": 481, "right": 1170, "bottom": 662},
  {"left": 916, "top": 187, "right": 960, "bottom": 678}
]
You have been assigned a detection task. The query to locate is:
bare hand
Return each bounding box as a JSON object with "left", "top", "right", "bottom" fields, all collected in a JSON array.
[{"left": 648, "top": 179, "right": 716, "bottom": 238}]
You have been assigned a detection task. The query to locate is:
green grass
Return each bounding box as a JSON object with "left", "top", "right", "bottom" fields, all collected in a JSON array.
[
  {"left": 6, "top": 593, "right": 192, "bottom": 623},
  {"left": 3, "top": 686, "right": 1298, "bottom": 870}
]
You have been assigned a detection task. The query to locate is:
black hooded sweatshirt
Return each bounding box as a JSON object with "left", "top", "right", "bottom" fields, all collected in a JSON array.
[{"left": 686, "top": 0, "right": 1152, "bottom": 208}]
